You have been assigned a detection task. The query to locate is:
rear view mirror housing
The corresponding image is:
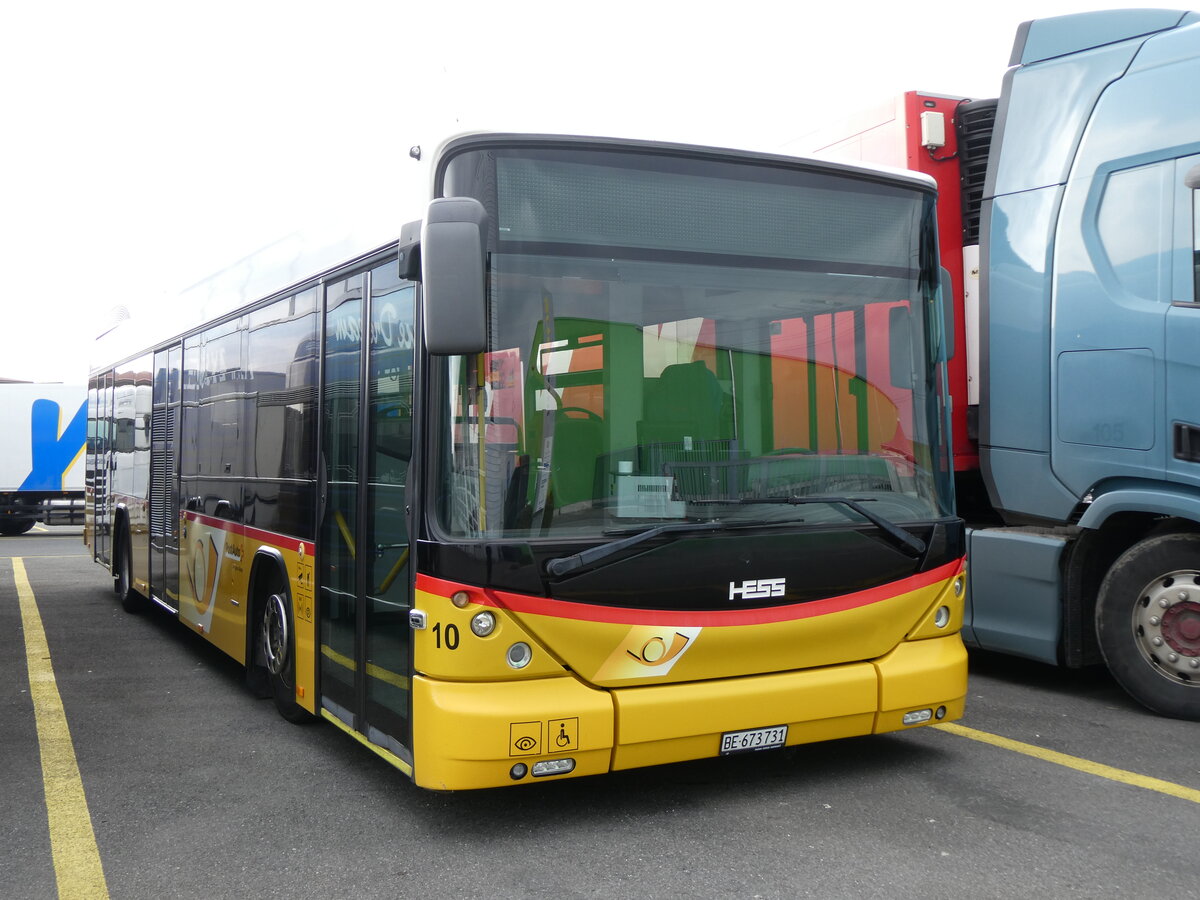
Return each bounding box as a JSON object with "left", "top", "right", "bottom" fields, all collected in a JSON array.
[{"left": 422, "top": 197, "right": 489, "bottom": 355}]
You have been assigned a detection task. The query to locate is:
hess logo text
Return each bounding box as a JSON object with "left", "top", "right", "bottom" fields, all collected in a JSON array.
[{"left": 728, "top": 578, "right": 786, "bottom": 601}]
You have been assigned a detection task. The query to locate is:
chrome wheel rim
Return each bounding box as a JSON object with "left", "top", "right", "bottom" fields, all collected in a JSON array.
[
  {"left": 262, "top": 593, "right": 289, "bottom": 677},
  {"left": 1132, "top": 570, "right": 1200, "bottom": 686}
]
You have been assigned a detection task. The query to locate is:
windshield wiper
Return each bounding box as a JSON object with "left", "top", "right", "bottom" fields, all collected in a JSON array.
[
  {"left": 546, "top": 521, "right": 725, "bottom": 577},
  {"left": 779, "top": 496, "right": 925, "bottom": 557},
  {"left": 693, "top": 495, "right": 926, "bottom": 558}
]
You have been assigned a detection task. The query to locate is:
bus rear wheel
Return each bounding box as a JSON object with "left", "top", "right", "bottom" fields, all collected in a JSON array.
[
  {"left": 0, "top": 518, "right": 35, "bottom": 536},
  {"left": 1096, "top": 533, "right": 1200, "bottom": 721},
  {"left": 115, "top": 530, "right": 145, "bottom": 613},
  {"left": 261, "top": 591, "right": 310, "bottom": 723}
]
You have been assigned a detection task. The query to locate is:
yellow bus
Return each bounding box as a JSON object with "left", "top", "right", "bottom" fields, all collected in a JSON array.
[{"left": 87, "top": 133, "right": 966, "bottom": 789}]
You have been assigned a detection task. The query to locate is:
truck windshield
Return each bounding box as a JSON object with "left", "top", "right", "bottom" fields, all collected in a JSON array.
[{"left": 434, "top": 144, "right": 952, "bottom": 540}]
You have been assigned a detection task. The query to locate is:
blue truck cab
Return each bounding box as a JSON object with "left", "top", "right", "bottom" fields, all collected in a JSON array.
[{"left": 966, "top": 9, "right": 1200, "bottom": 719}]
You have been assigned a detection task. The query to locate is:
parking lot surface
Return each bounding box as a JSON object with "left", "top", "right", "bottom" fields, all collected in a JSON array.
[{"left": 3, "top": 529, "right": 1198, "bottom": 899}]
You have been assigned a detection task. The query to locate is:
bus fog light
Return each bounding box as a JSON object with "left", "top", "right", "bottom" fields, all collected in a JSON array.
[
  {"left": 451, "top": 591, "right": 471, "bottom": 608},
  {"left": 510, "top": 763, "right": 528, "bottom": 780},
  {"left": 507, "top": 642, "right": 532, "bottom": 669},
  {"left": 935, "top": 706, "right": 947, "bottom": 720},
  {"left": 903, "top": 708, "right": 933, "bottom": 725},
  {"left": 471, "top": 611, "right": 496, "bottom": 636},
  {"left": 934, "top": 605, "right": 951, "bottom": 628},
  {"left": 531, "top": 758, "right": 575, "bottom": 777}
]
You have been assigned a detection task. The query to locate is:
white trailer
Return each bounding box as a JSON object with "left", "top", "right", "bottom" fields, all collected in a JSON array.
[{"left": 0, "top": 383, "right": 87, "bottom": 534}]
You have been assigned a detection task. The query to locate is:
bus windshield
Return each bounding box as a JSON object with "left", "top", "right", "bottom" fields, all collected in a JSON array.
[{"left": 436, "top": 145, "right": 951, "bottom": 540}]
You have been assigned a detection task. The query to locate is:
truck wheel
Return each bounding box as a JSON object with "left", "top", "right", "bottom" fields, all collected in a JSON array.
[
  {"left": 260, "top": 590, "right": 310, "bottom": 723},
  {"left": 115, "top": 531, "right": 145, "bottom": 613},
  {"left": 1096, "top": 533, "right": 1200, "bottom": 720},
  {"left": 0, "top": 518, "right": 35, "bottom": 536}
]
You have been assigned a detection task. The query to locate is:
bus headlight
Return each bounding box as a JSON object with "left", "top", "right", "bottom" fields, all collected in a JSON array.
[{"left": 471, "top": 611, "right": 496, "bottom": 637}]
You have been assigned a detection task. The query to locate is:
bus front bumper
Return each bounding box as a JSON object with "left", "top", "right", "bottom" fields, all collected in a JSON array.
[{"left": 411, "top": 633, "right": 967, "bottom": 790}]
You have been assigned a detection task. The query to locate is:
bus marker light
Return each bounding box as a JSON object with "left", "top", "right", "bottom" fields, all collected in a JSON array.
[
  {"left": 532, "top": 758, "right": 575, "bottom": 777},
  {"left": 451, "top": 591, "right": 471, "bottom": 608},
  {"left": 510, "top": 763, "right": 528, "bottom": 780},
  {"left": 471, "top": 611, "right": 496, "bottom": 637},
  {"left": 903, "top": 709, "right": 933, "bottom": 725},
  {"left": 934, "top": 606, "right": 951, "bottom": 628},
  {"left": 507, "top": 642, "right": 532, "bottom": 669}
]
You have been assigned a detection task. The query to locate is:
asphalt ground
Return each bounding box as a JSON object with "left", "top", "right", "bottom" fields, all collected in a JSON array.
[{"left": 3, "top": 527, "right": 1198, "bottom": 899}]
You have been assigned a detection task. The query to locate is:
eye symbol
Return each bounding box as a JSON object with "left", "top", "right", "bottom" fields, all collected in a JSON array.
[{"left": 514, "top": 736, "right": 537, "bottom": 751}]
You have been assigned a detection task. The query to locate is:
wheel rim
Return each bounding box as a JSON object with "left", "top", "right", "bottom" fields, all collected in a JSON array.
[
  {"left": 1132, "top": 570, "right": 1200, "bottom": 686},
  {"left": 262, "top": 593, "right": 290, "bottom": 677}
]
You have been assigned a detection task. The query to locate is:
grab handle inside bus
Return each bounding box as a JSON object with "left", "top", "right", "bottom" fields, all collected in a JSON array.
[{"left": 422, "top": 196, "right": 489, "bottom": 355}]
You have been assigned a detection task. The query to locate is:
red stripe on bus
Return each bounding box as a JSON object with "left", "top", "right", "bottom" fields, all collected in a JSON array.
[
  {"left": 416, "top": 558, "right": 963, "bottom": 627},
  {"left": 182, "top": 511, "right": 314, "bottom": 556}
]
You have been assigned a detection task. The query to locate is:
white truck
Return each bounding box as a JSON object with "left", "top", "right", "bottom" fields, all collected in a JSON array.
[{"left": 0, "top": 383, "right": 87, "bottom": 535}]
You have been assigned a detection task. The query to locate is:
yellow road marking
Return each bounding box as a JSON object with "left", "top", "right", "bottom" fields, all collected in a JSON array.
[
  {"left": 14, "top": 558, "right": 110, "bottom": 899},
  {"left": 934, "top": 721, "right": 1200, "bottom": 804},
  {"left": 2, "top": 554, "right": 88, "bottom": 560}
]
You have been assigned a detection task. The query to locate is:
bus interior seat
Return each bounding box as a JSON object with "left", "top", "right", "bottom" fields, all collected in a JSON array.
[
  {"left": 639, "top": 360, "right": 724, "bottom": 449},
  {"left": 550, "top": 407, "right": 604, "bottom": 508}
]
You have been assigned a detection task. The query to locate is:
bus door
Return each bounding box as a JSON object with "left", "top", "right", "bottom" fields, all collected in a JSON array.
[
  {"left": 318, "top": 260, "right": 416, "bottom": 764},
  {"left": 149, "top": 345, "right": 182, "bottom": 610},
  {"left": 94, "top": 370, "right": 115, "bottom": 566}
]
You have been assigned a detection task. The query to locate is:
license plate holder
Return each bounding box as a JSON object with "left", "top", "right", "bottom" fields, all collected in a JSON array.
[{"left": 719, "top": 724, "right": 788, "bottom": 755}]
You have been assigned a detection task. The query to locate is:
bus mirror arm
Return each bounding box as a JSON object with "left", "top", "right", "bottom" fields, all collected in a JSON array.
[
  {"left": 421, "top": 197, "right": 489, "bottom": 356},
  {"left": 397, "top": 219, "right": 421, "bottom": 281}
]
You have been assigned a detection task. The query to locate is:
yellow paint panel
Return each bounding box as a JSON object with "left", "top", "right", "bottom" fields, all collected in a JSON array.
[
  {"left": 412, "top": 587, "right": 566, "bottom": 681},
  {"left": 874, "top": 633, "right": 968, "bottom": 716},
  {"left": 412, "top": 675, "right": 613, "bottom": 790},
  {"left": 508, "top": 571, "right": 962, "bottom": 689}
]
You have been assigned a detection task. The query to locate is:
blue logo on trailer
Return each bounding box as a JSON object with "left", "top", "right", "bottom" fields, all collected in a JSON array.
[{"left": 19, "top": 399, "right": 87, "bottom": 491}]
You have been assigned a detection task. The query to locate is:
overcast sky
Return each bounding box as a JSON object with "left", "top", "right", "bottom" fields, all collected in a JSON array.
[{"left": 0, "top": 0, "right": 1184, "bottom": 383}]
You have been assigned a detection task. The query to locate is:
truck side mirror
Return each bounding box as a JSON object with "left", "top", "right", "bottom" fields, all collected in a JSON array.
[
  {"left": 421, "top": 197, "right": 489, "bottom": 356},
  {"left": 1185, "top": 164, "right": 1200, "bottom": 190}
]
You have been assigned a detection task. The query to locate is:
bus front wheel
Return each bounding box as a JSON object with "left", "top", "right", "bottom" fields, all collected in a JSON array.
[
  {"left": 260, "top": 590, "right": 310, "bottom": 723},
  {"left": 1096, "top": 532, "right": 1200, "bottom": 721}
]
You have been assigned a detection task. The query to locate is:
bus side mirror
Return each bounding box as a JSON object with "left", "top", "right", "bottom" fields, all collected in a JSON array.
[
  {"left": 1185, "top": 164, "right": 1200, "bottom": 190},
  {"left": 941, "top": 266, "right": 955, "bottom": 362},
  {"left": 889, "top": 306, "right": 913, "bottom": 388},
  {"left": 422, "top": 197, "right": 489, "bottom": 355}
]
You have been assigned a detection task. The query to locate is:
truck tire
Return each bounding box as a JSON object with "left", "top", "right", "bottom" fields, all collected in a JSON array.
[
  {"left": 0, "top": 518, "right": 35, "bottom": 536},
  {"left": 1096, "top": 533, "right": 1200, "bottom": 720},
  {"left": 260, "top": 589, "right": 310, "bottom": 724}
]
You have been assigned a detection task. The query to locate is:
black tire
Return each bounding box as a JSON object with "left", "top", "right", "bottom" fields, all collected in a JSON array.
[
  {"left": 0, "top": 518, "right": 35, "bottom": 536},
  {"left": 115, "top": 531, "right": 146, "bottom": 613},
  {"left": 260, "top": 590, "right": 310, "bottom": 723},
  {"left": 1096, "top": 533, "right": 1200, "bottom": 720}
]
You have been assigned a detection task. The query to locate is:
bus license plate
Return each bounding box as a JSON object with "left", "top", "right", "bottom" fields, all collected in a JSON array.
[{"left": 720, "top": 724, "right": 788, "bottom": 755}]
